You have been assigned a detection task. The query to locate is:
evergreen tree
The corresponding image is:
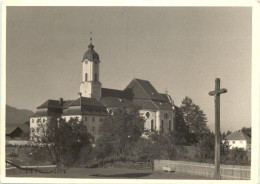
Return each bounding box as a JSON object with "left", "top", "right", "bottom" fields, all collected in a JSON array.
[
  {"left": 180, "top": 97, "right": 210, "bottom": 144},
  {"left": 240, "top": 127, "right": 251, "bottom": 137}
]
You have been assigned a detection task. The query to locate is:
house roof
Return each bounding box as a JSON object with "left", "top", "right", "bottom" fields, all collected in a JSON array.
[
  {"left": 101, "top": 96, "right": 132, "bottom": 108},
  {"left": 69, "top": 97, "right": 106, "bottom": 107},
  {"left": 63, "top": 100, "right": 76, "bottom": 109},
  {"left": 63, "top": 107, "right": 108, "bottom": 116},
  {"left": 101, "top": 88, "right": 133, "bottom": 99},
  {"left": 132, "top": 99, "right": 172, "bottom": 110},
  {"left": 30, "top": 110, "right": 48, "bottom": 117},
  {"left": 37, "top": 100, "right": 62, "bottom": 109},
  {"left": 125, "top": 78, "right": 165, "bottom": 101},
  {"left": 225, "top": 132, "right": 251, "bottom": 142},
  {"left": 6, "top": 124, "right": 22, "bottom": 134},
  {"left": 63, "top": 97, "right": 108, "bottom": 116},
  {"left": 18, "top": 124, "right": 30, "bottom": 133},
  {"left": 160, "top": 93, "right": 173, "bottom": 105}
]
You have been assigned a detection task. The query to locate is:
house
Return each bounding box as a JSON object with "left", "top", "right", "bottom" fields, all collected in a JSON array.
[
  {"left": 224, "top": 132, "right": 251, "bottom": 151},
  {"left": 30, "top": 38, "right": 175, "bottom": 142},
  {"left": 6, "top": 123, "right": 30, "bottom": 145}
]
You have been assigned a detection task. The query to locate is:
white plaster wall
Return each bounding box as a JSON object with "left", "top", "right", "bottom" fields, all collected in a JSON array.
[
  {"left": 81, "top": 59, "right": 101, "bottom": 99},
  {"left": 160, "top": 110, "right": 174, "bottom": 133},
  {"left": 156, "top": 111, "right": 161, "bottom": 131},
  {"left": 140, "top": 110, "right": 157, "bottom": 131},
  {"left": 82, "top": 60, "right": 91, "bottom": 81},
  {"left": 82, "top": 115, "right": 104, "bottom": 142},
  {"left": 227, "top": 140, "right": 247, "bottom": 150},
  {"left": 82, "top": 60, "right": 99, "bottom": 82},
  {"left": 30, "top": 116, "right": 48, "bottom": 141}
]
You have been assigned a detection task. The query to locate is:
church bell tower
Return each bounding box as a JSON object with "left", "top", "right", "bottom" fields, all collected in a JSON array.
[{"left": 80, "top": 36, "right": 101, "bottom": 100}]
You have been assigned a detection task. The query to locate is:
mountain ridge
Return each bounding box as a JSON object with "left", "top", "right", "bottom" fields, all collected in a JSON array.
[{"left": 6, "top": 105, "right": 34, "bottom": 125}]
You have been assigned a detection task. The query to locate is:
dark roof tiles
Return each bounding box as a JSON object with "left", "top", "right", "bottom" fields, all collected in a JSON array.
[
  {"left": 225, "top": 132, "right": 251, "bottom": 141},
  {"left": 30, "top": 110, "right": 48, "bottom": 117},
  {"left": 37, "top": 100, "right": 62, "bottom": 109},
  {"left": 101, "top": 88, "right": 133, "bottom": 99},
  {"left": 125, "top": 78, "right": 164, "bottom": 101},
  {"left": 101, "top": 96, "right": 132, "bottom": 108},
  {"left": 63, "top": 108, "right": 108, "bottom": 116},
  {"left": 69, "top": 97, "right": 106, "bottom": 107}
]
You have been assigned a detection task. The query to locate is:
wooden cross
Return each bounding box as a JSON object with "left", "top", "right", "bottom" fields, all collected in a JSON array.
[{"left": 209, "top": 78, "right": 227, "bottom": 180}]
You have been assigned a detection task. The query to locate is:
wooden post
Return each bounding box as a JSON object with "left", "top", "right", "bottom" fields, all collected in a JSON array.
[{"left": 209, "top": 78, "right": 227, "bottom": 180}]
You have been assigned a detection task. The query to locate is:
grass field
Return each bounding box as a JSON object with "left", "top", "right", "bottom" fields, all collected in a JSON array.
[{"left": 6, "top": 167, "right": 210, "bottom": 179}]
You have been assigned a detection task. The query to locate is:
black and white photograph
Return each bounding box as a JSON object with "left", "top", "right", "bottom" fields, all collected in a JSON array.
[{"left": 1, "top": 0, "right": 260, "bottom": 183}]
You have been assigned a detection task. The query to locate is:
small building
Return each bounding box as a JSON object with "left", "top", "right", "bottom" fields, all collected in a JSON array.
[
  {"left": 224, "top": 132, "right": 251, "bottom": 151},
  {"left": 6, "top": 124, "right": 30, "bottom": 145},
  {"left": 30, "top": 97, "right": 108, "bottom": 143}
]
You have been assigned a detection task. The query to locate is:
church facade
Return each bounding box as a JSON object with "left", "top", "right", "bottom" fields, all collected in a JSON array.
[{"left": 30, "top": 39, "right": 175, "bottom": 142}]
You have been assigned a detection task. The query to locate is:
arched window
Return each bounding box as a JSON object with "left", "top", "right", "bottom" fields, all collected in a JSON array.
[
  {"left": 85, "top": 73, "right": 88, "bottom": 82},
  {"left": 146, "top": 112, "right": 150, "bottom": 118},
  {"left": 169, "top": 120, "right": 171, "bottom": 131},
  {"left": 161, "top": 120, "right": 164, "bottom": 133},
  {"left": 164, "top": 113, "right": 168, "bottom": 119},
  {"left": 151, "top": 120, "right": 154, "bottom": 132}
]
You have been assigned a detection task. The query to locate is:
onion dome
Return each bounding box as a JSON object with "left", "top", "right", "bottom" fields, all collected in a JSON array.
[{"left": 82, "top": 38, "right": 100, "bottom": 63}]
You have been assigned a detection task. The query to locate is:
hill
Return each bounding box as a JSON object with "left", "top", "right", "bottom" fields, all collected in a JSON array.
[{"left": 6, "top": 105, "right": 34, "bottom": 125}]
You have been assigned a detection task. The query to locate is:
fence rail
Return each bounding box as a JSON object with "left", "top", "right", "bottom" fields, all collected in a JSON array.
[
  {"left": 6, "top": 160, "right": 57, "bottom": 175},
  {"left": 154, "top": 160, "right": 250, "bottom": 180}
]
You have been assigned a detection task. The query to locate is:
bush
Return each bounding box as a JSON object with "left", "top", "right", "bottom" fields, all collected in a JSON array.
[
  {"left": 8, "top": 151, "right": 18, "bottom": 157},
  {"left": 229, "top": 148, "right": 250, "bottom": 165}
]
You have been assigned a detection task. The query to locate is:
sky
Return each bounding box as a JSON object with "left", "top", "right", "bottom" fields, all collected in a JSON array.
[{"left": 6, "top": 7, "right": 252, "bottom": 132}]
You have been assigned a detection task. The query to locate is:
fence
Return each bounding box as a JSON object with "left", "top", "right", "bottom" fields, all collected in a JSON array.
[
  {"left": 6, "top": 160, "right": 58, "bottom": 175},
  {"left": 154, "top": 160, "right": 250, "bottom": 180},
  {"left": 6, "top": 140, "right": 31, "bottom": 146}
]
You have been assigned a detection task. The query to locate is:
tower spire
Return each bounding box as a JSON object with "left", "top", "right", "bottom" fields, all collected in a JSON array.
[
  {"left": 90, "top": 31, "right": 92, "bottom": 44},
  {"left": 88, "top": 31, "right": 94, "bottom": 50}
]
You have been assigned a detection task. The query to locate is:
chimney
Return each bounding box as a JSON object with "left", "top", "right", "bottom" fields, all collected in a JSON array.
[{"left": 59, "top": 98, "right": 63, "bottom": 106}]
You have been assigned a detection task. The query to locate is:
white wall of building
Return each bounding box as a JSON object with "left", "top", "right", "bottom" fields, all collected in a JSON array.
[
  {"left": 226, "top": 140, "right": 247, "bottom": 150},
  {"left": 30, "top": 116, "right": 48, "bottom": 141},
  {"left": 140, "top": 109, "right": 174, "bottom": 133},
  {"left": 140, "top": 110, "right": 157, "bottom": 131},
  {"left": 80, "top": 59, "right": 101, "bottom": 99},
  {"left": 62, "top": 114, "right": 104, "bottom": 143}
]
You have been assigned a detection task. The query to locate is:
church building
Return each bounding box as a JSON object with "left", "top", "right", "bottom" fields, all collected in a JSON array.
[{"left": 30, "top": 38, "right": 175, "bottom": 142}]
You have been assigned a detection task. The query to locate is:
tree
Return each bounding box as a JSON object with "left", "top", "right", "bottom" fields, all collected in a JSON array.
[
  {"left": 195, "top": 132, "right": 230, "bottom": 163},
  {"left": 240, "top": 127, "right": 251, "bottom": 137},
  {"left": 221, "top": 130, "right": 232, "bottom": 139},
  {"left": 131, "top": 130, "right": 187, "bottom": 161},
  {"left": 180, "top": 97, "right": 210, "bottom": 144},
  {"left": 96, "top": 105, "right": 145, "bottom": 159},
  {"left": 228, "top": 148, "right": 250, "bottom": 165},
  {"left": 30, "top": 117, "right": 93, "bottom": 166}
]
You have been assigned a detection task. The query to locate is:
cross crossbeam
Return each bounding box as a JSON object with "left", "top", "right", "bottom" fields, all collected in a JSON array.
[
  {"left": 209, "top": 88, "right": 227, "bottom": 96},
  {"left": 208, "top": 78, "right": 227, "bottom": 180}
]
